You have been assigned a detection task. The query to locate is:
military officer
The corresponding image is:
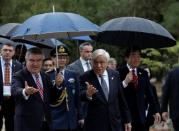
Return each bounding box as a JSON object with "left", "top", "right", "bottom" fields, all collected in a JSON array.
[{"left": 48, "top": 44, "right": 83, "bottom": 131}]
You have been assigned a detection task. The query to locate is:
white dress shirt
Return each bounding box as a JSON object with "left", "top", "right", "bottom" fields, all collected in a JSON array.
[
  {"left": 80, "top": 57, "right": 91, "bottom": 72},
  {"left": 97, "top": 70, "right": 109, "bottom": 92},
  {"left": 1, "top": 57, "right": 13, "bottom": 84}
]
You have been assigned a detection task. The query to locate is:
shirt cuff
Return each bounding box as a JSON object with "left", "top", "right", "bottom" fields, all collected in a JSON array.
[
  {"left": 122, "top": 80, "right": 128, "bottom": 88},
  {"left": 22, "top": 89, "right": 29, "bottom": 100},
  {"left": 86, "top": 93, "right": 93, "bottom": 101}
]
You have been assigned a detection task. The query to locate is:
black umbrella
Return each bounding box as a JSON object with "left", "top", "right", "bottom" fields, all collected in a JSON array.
[
  {"left": 0, "top": 23, "right": 20, "bottom": 38},
  {"left": 94, "top": 17, "right": 176, "bottom": 48}
]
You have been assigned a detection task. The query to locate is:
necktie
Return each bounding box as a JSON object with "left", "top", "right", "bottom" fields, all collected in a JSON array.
[
  {"left": 4, "top": 62, "right": 10, "bottom": 85},
  {"left": 35, "top": 74, "right": 44, "bottom": 100},
  {"left": 132, "top": 69, "right": 138, "bottom": 89},
  {"left": 86, "top": 61, "right": 91, "bottom": 71},
  {"left": 100, "top": 75, "right": 108, "bottom": 100}
]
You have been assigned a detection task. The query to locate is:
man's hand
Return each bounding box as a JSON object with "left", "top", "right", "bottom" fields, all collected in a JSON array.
[
  {"left": 124, "top": 123, "right": 132, "bottom": 131},
  {"left": 124, "top": 71, "right": 133, "bottom": 85},
  {"left": 78, "top": 119, "right": 85, "bottom": 128},
  {"left": 153, "top": 112, "right": 161, "bottom": 123},
  {"left": 162, "top": 112, "right": 168, "bottom": 122},
  {"left": 86, "top": 82, "right": 98, "bottom": 97},
  {"left": 55, "top": 73, "right": 64, "bottom": 86},
  {"left": 24, "top": 81, "right": 39, "bottom": 95}
]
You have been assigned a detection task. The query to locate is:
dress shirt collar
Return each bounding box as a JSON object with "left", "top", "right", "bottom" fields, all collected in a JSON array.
[
  {"left": 97, "top": 70, "right": 108, "bottom": 77},
  {"left": 1, "top": 57, "right": 12, "bottom": 68},
  {"left": 80, "top": 57, "right": 90, "bottom": 65},
  {"left": 127, "top": 63, "right": 137, "bottom": 74}
]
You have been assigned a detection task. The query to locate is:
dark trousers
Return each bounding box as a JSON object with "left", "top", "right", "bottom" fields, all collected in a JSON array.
[
  {"left": 145, "top": 115, "right": 155, "bottom": 131},
  {"left": 173, "top": 120, "right": 179, "bottom": 131},
  {"left": 54, "top": 130, "right": 77, "bottom": 131},
  {"left": 0, "top": 97, "right": 14, "bottom": 131},
  {"left": 41, "top": 121, "right": 50, "bottom": 131},
  {"left": 131, "top": 122, "right": 145, "bottom": 131}
]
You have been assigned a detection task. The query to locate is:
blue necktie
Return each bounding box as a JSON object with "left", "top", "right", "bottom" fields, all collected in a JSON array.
[
  {"left": 100, "top": 75, "right": 108, "bottom": 100},
  {"left": 86, "top": 61, "right": 91, "bottom": 71}
]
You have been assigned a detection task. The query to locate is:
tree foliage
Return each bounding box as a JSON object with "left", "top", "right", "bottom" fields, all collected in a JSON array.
[{"left": 0, "top": 0, "right": 179, "bottom": 79}]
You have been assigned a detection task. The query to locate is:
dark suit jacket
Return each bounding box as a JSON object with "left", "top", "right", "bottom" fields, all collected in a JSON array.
[
  {"left": 67, "top": 59, "right": 91, "bottom": 118},
  {"left": 117, "top": 66, "right": 159, "bottom": 124},
  {"left": 67, "top": 59, "right": 85, "bottom": 77},
  {"left": 161, "top": 67, "right": 179, "bottom": 122},
  {"left": 80, "top": 69, "right": 131, "bottom": 131},
  {"left": 11, "top": 68, "right": 56, "bottom": 131},
  {"left": 48, "top": 69, "right": 81, "bottom": 130},
  {"left": 0, "top": 59, "right": 22, "bottom": 105}
]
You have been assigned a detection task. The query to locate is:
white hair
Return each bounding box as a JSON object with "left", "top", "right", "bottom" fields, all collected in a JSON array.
[{"left": 92, "top": 49, "right": 110, "bottom": 62}]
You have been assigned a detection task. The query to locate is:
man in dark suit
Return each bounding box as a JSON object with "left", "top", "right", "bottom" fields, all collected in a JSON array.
[
  {"left": 140, "top": 64, "right": 161, "bottom": 131},
  {"left": 161, "top": 67, "right": 179, "bottom": 131},
  {"left": 11, "top": 47, "right": 57, "bottom": 131},
  {"left": 48, "top": 45, "right": 83, "bottom": 131},
  {"left": 117, "top": 46, "right": 161, "bottom": 131},
  {"left": 67, "top": 42, "right": 93, "bottom": 77},
  {"left": 67, "top": 42, "right": 93, "bottom": 129},
  {"left": 0, "top": 41, "right": 22, "bottom": 131},
  {"left": 80, "top": 49, "right": 132, "bottom": 131}
]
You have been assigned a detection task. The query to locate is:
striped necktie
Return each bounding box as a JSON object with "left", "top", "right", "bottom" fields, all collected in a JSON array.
[{"left": 35, "top": 74, "right": 43, "bottom": 100}]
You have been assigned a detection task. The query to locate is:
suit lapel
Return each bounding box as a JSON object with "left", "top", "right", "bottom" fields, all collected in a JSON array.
[
  {"left": 90, "top": 71, "right": 108, "bottom": 103},
  {"left": 77, "top": 59, "right": 85, "bottom": 73},
  {"left": 0, "top": 60, "right": 3, "bottom": 86},
  {"left": 107, "top": 69, "right": 114, "bottom": 102},
  {"left": 12, "top": 60, "right": 17, "bottom": 74},
  {"left": 137, "top": 68, "right": 143, "bottom": 88},
  {"left": 41, "top": 72, "right": 47, "bottom": 102}
]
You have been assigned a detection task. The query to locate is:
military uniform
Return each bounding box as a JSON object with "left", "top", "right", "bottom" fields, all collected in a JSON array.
[{"left": 48, "top": 45, "right": 82, "bottom": 131}]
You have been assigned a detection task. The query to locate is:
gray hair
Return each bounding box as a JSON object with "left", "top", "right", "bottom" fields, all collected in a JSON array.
[
  {"left": 79, "top": 42, "right": 92, "bottom": 51},
  {"left": 92, "top": 49, "right": 110, "bottom": 62},
  {"left": 108, "top": 58, "right": 117, "bottom": 64}
]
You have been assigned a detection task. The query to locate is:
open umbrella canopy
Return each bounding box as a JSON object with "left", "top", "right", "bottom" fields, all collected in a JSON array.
[
  {"left": 0, "top": 37, "right": 56, "bottom": 49},
  {"left": 94, "top": 17, "right": 176, "bottom": 48},
  {"left": 70, "top": 36, "right": 92, "bottom": 41},
  {"left": 11, "top": 12, "right": 99, "bottom": 41},
  {"left": 0, "top": 23, "right": 20, "bottom": 38},
  {"left": 35, "top": 38, "right": 64, "bottom": 48}
]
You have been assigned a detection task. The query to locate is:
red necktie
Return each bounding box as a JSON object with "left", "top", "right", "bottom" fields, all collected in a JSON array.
[
  {"left": 132, "top": 69, "right": 138, "bottom": 89},
  {"left": 35, "top": 74, "right": 44, "bottom": 100},
  {"left": 4, "top": 62, "right": 10, "bottom": 86}
]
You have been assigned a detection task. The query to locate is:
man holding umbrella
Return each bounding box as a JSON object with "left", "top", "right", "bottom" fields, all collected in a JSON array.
[
  {"left": 48, "top": 44, "right": 83, "bottom": 131},
  {"left": 117, "top": 46, "right": 161, "bottom": 131}
]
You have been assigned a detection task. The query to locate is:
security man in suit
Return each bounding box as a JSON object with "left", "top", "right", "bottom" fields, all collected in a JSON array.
[
  {"left": 0, "top": 41, "right": 22, "bottom": 131},
  {"left": 67, "top": 42, "right": 93, "bottom": 129},
  {"left": 48, "top": 45, "right": 83, "bottom": 131}
]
